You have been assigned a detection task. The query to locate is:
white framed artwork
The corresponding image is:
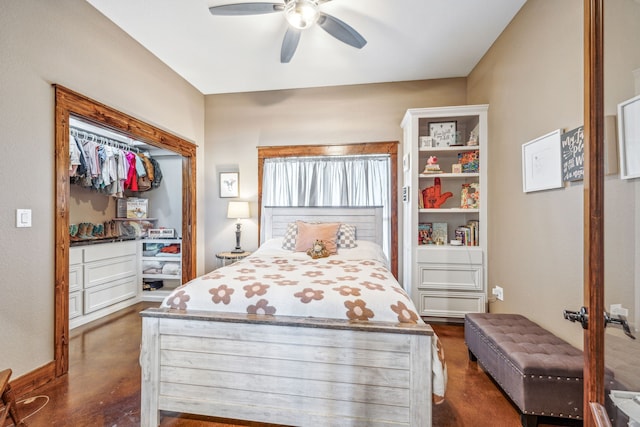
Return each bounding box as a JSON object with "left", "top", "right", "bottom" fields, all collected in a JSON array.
[
  {"left": 219, "top": 172, "right": 239, "bottom": 198},
  {"left": 522, "top": 129, "right": 563, "bottom": 193},
  {"left": 618, "top": 94, "right": 640, "bottom": 180}
]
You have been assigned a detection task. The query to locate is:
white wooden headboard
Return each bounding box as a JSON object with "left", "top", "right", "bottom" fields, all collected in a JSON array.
[{"left": 261, "top": 206, "right": 383, "bottom": 248}]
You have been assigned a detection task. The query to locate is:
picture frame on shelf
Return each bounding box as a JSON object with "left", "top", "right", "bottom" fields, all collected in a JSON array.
[
  {"left": 432, "top": 222, "right": 448, "bottom": 245},
  {"left": 419, "top": 136, "right": 434, "bottom": 149},
  {"left": 418, "top": 223, "right": 433, "bottom": 245},
  {"left": 219, "top": 172, "right": 239, "bottom": 198},
  {"left": 522, "top": 129, "right": 563, "bottom": 193},
  {"left": 429, "top": 121, "right": 457, "bottom": 147},
  {"left": 618, "top": 94, "right": 640, "bottom": 180}
]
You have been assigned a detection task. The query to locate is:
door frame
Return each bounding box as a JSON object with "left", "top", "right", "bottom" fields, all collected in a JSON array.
[
  {"left": 54, "top": 85, "right": 197, "bottom": 377},
  {"left": 583, "top": 0, "right": 606, "bottom": 426}
]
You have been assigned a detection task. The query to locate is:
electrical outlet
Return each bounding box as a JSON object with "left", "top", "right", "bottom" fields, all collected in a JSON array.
[
  {"left": 610, "top": 304, "right": 629, "bottom": 317},
  {"left": 492, "top": 285, "right": 504, "bottom": 301}
]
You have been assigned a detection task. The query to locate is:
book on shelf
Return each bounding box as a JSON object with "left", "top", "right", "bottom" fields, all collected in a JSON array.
[
  {"left": 458, "top": 150, "right": 479, "bottom": 173},
  {"left": 418, "top": 188, "right": 424, "bottom": 209},
  {"left": 454, "top": 220, "right": 479, "bottom": 246},
  {"left": 418, "top": 223, "right": 433, "bottom": 245}
]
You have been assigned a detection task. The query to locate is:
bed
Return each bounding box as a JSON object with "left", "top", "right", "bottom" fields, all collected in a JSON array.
[{"left": 140, "top": 207, "right": 443, "bottom": 427}]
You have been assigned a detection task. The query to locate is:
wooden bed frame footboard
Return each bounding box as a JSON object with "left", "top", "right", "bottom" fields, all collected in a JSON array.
[{"left": 140, "top": 308, "right": 434, "bottom": 427}]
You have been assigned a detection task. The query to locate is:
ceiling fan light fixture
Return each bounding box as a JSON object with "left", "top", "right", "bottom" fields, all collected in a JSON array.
[{"left": 284, "top": 0, "right": 319, "bottom": 29}]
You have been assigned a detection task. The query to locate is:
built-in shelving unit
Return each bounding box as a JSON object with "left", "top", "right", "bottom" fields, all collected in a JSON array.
[
  {"left": 401, "top": 105, "right": 488, "bottom": 320},
  {"left": 140, "top": 238, "right": 182, "bottom": 302}
]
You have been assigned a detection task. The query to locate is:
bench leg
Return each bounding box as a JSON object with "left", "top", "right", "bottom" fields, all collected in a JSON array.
[
  {"left": 520, "top": 413, "right": 538, "bottom": 427},
  {"left": 468, "top": 349, "right": 477, "bottom": 362}
]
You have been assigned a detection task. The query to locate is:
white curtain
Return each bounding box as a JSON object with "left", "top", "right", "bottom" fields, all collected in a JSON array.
[{"left": 262, "top": 155, "right": 390, "bottom": 258}]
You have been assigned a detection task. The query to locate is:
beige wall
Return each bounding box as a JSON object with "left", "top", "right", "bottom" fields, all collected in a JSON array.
[
  {"left": 203, "top": 79, "right": 467, "bottom": 272},
  {"left": 468, "top": 0, "right": 639, "bottom": 347},
  {"left": 0, "top": 0, "right": 205, "bottom": 378}
]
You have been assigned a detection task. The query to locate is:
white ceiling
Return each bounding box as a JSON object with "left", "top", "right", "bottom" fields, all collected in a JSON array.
[{"left": 86, "top": 0, "right": 526, "bottom": 95}]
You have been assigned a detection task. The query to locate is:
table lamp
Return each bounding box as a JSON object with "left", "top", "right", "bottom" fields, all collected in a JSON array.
[{"left": 227, "top": 201, "right": 250, "bottom": 253}]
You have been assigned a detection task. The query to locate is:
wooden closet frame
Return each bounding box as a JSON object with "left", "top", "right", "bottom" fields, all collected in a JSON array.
[
  {"left": 257, "top": 142, "right": 399, "bottom": 278},
  {"left": 53, "top": 85, "right": 197, "bottom": 378}
]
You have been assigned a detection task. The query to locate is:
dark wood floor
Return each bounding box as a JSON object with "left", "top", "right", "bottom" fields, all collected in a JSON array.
[{"left": 7, "top": 302, "right": 582, "bottom": 427}]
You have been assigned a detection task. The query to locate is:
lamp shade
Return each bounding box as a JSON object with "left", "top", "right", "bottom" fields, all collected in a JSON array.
[{"left": 227, "top": 201, "right": 250, "bottom": 220}]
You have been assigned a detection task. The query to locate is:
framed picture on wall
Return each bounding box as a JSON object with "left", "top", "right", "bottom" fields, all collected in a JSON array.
[
  {"left": 618, "top": 94, "right": 640, "bottom": 180},
  {"left": 522, "top": 129, "right": 563, "bottom": 193},
  {"left": 219, "top": 172, "right": 239, "bottom": 198}
]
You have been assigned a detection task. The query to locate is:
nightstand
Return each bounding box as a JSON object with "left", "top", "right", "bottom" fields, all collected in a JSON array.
[{"left": 216, "top": 251, "right": 251, "bottom": 267}]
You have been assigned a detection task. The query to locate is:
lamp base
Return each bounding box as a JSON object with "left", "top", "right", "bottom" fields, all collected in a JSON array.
[{"left": 232, "top": 224, "right": 243, "bottom": 253}]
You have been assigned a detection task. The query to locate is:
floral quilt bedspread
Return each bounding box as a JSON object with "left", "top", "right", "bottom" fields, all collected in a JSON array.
[
  {"left": 163, "top": 255, "right": 420, "bottom": 323},
  {"left": 161, "top": 252, "right": 447, "bottom": 402}
]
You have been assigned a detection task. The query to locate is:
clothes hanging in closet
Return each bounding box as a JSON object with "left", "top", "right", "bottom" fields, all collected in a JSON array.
[{"left": 69, "top": 130, "right": 163, "bottom": 197}]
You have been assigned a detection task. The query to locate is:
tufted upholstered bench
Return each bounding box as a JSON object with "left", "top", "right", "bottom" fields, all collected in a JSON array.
[{"left": 465, "top": 313, "right": 615, "bottom": 427}]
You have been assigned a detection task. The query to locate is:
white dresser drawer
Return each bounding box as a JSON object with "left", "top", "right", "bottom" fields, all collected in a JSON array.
[
  {"left": 69, "top": 263, "right": 84, "bottom": 293},
  {"left": 69, "top": 291, "right": 83, "bottom": 319},
  {"left": 416, "top": 291, "right": 486, "bottom": 318},
  {"left": 84, "top": 276, "right": 138, "bottom": 314},
  {"left": 83, "top": 240, "right": 137, "bottom": 263},
  {"left": 84, "top": 255, "right": 137, "bottom": 289},
  {"left": 416, "top": 246, "right": 483, "bottom": 265},
  {"left": 417, "top": 263, "right": 483, "bottom": 291},
  {"left": 70, "top": 247, "right": 83, "bottom": 265}
]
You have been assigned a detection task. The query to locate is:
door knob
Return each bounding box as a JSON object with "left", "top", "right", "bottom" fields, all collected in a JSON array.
[
  {"left": 563, "top": 306, "right": 636, "bottom": 340},
  {"left": 563, "top": 306, "right": 589, "bottom": 329}
]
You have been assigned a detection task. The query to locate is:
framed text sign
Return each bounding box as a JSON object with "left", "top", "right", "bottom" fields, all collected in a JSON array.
[
  {"left": 561, "top": 126, "right": 584, "bottom": 182},
  {"left": 429, "top": 121, "right": 457, "bottom": 147}
]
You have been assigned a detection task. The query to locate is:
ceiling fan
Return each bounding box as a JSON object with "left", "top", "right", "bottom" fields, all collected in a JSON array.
[{"left": 209, "top": 0, "right": 367, "bottom": 63}]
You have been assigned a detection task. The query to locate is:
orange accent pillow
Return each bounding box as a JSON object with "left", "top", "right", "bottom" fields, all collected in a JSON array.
[{"left": 294, "top": 221, "right": 340, "bottom": 254}]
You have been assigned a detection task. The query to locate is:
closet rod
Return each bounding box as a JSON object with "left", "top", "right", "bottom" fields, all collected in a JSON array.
[{"left": 70, "top": 126, "right": 140, "bottom": 153}]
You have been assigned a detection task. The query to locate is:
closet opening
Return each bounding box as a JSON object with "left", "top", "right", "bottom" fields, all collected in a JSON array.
[{"left": 54, "top": 85, "right": 197, "bottom": 378}]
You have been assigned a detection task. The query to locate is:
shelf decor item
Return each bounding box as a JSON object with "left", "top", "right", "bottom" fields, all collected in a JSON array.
[
  {"left": 420, "top": 136, "right": 434, "bottom": 149},
  {"left": 461, "top": 183, "right": 480, "bottom": 209},
  {"left": 458, "top": 150, "right": 479, "bottom": 173},
  {"left": 432, "top": 222, "right": 448, "bottom": 245},
  {"left": 422, "top": 155, "right": 442, "bottom": 174},
  {"left": 422, "top": 177, "right": 453, "bottom": 208},
  {"left": 418, "top": 223, "right": 433, "bottom": 245},
  {"left": 429, "top": 121, "right": 457, "bottom": 147}
]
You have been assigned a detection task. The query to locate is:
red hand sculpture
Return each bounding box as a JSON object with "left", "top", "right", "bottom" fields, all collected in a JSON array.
[{"left": 422, "top": 178, "right": 453, "bottom": 208}]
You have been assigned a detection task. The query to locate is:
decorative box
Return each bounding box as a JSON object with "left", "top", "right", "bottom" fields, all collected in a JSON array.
[
  {"left": 117, "top": 197, "right": 149, "bottom": 218},
  {"left": 148, "top": 228, "right": 175, "bottom": 239}
]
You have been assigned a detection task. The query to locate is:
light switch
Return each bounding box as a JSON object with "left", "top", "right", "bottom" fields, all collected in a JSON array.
[{"left": 16, "top": 209, "right": 32, "bottom": 227}]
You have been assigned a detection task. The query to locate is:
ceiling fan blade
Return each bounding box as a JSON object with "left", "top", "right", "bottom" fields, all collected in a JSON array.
[
  {"left": 317, "top": 13, "right": 366, "bottom": 49},
  {"left": 281, "top": 27, "right": 301, "bottom": 63},
  {"left": 209, "top": 3, "right": 284, "bottom": 16}
]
